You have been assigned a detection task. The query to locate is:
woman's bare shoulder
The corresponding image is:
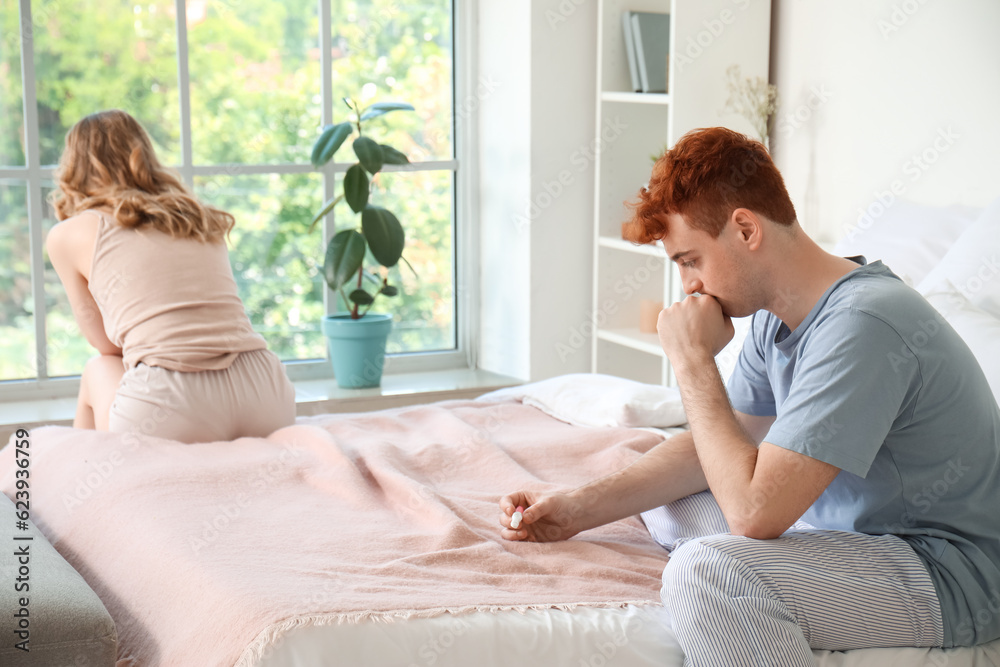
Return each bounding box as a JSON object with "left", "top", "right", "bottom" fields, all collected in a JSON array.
[
  {"left": 49, "top": 209, "right": 104, "bottom": 237},
  {"left": 46, "top": 210, "right": 104, "bottom": 274}
]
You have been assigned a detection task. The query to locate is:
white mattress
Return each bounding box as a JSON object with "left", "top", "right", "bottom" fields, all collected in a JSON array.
[{"left": 253, "top": 603, "right": 1000, "bottom": 666}]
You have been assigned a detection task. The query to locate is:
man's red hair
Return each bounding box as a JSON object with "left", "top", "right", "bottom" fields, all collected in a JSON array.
[{"left": 624, "top": 127, "right": 797, "bottom": 244}]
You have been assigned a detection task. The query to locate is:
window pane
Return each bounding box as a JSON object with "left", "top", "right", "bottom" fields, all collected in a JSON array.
[
  {"left": 188, "top": 0, "right": 321, "bottom": 165},
  {"left": 359, "top": 169, "right": 455, "bottom": 354},
  {"left": 42, "top": 184, "right": 93, "bottom": 378},
  {"left": 194, "top": 172, "right": 327, "bottom": 361},
  {"left": 3, "top": 0, "right": 459, "bottom": 391},
  {"left": 331, "top": 0, "right": 454, "bottom": 163},
  {"left": 31, "top": 0, "right": 180, "bottom": 166},
  {"left": 0, "top": 4, "right": 25, "bottom": 167},
  {"left": 0, "top": 182, "right": 35, "bottom": 381}
]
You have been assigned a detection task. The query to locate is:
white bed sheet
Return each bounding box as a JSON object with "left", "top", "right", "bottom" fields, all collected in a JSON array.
[{"left": 253, "top": 603, "right": 1000, "bottom": 667}]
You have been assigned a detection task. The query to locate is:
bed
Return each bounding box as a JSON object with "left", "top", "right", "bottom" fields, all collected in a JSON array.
[{"left": 2, "top": 197, "right": 1000, "bottom": 666}]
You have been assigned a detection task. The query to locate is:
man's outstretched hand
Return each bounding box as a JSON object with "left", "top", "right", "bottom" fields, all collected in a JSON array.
[{"left": 498, "top": 491, "right": 584, "bottom": 542}]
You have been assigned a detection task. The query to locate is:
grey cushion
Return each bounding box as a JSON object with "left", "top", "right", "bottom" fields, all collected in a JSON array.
[{"left": 0, "top": 492, "right": 116, "bottom": 666}]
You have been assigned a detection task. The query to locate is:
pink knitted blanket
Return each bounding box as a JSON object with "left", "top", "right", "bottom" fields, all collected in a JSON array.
[{"left": 0, "top": 400, "right": 670, "bottom": 666}]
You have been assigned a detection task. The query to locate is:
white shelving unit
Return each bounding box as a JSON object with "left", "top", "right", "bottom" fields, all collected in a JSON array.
[{"left": 591, "top": 0, "right": 771, "bottom": 386}]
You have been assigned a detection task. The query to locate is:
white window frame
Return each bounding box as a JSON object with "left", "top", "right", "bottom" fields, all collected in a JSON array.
[{"left": 0, "top": 0, "right": 478, "bottom": 402}]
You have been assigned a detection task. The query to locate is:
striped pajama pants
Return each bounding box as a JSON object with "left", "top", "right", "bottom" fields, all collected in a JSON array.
[{"left": 661, "top": 529, "right": 945, "bottom": 666}]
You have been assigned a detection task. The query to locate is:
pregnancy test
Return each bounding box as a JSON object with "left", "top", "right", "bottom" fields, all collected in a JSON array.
[{"left": 511, "top": 506, "right": 525, "bottom": 529}]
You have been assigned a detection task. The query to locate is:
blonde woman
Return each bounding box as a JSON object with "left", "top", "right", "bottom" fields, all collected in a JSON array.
[{"left": 46, "top": 109, "right": 295, "bottom": 443}]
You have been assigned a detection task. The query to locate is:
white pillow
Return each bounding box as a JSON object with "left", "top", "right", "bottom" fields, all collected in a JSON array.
[
  {"left": 918, "top": 196, "right": 1000, "bottom": 319},
  {"left": 924, "top": 285, "right": 1000, "bottom": 402},
  {"left": 477, "top": 373, "right": 686, "bottom": 428},
  {"left": 833, "top": 199, "right": 979, "bottom": 286}
]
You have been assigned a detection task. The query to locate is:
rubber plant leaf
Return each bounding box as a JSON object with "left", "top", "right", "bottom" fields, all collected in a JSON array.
[
  {"left": 359, "top": 102, "right": 415, "bottom": 121},
  {"left": 361, "top": 206, "right": 404, "bottom": 268},
  {"left": 353, "top": 136, "right": 384, "bottom": 174},
  {"left": 380, "top": 144, "right": 409, "bottom": 165},
  {"left": 308, "top": 194, "right": 344, "bottom": 233},
  {"left": 348, "top": 289, "right": 375, "bottom": 305},
  {"left": 344, "top": 164, "right": 369, "bottom": 213},
  {"left": 323, "top": 229, "right": 366, "bottom": 291},
  {"left": 311, "top": 122, "right": 352, "bottom": 167}
]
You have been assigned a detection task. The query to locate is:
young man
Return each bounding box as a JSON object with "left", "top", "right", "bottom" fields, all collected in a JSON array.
[{"left": 499, "top": 127, "right": 1000, "bottom": 665}]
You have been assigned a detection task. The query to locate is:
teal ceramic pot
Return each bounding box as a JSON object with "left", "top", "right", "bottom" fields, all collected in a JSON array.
[{"left": 321, "top": 313, "right": 393, "bottom": 388}]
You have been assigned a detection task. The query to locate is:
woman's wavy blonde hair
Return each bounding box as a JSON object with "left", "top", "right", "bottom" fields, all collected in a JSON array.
[{"left": 50, "top": 109, "right": 234, "bottom": 243}]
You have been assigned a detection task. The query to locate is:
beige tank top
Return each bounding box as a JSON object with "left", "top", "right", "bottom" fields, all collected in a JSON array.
[{"left": 87, "top": 210, "right": 267, "bottom": 372}]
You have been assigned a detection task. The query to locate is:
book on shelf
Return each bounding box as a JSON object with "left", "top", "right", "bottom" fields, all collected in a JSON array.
[
  {"left": 630, "top": 11, "right": 670, "bottom": 94},
  {"left": 621, "top": 12, "right": 641, "bottom": 93}
]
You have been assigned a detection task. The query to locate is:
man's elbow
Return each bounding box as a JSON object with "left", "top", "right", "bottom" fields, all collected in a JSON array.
[
  {"left": 727, "top": 513, "right": 788, "bottom": 540},
  {"left": 730, "top": 525, "right": 784, "bottom": 540}
]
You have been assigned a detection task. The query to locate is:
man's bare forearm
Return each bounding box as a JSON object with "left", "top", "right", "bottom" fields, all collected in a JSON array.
[
  {"left": 674, "top": 355, "right": 759, "bottom": 486},
  {"left": 564, "top": 430, "right": 708, "bottom": 533}
]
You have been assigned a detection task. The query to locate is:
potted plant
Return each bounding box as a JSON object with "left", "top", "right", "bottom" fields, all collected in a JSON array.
[{"left": 310, "top": 97, "right": 415, "bottom": 388}]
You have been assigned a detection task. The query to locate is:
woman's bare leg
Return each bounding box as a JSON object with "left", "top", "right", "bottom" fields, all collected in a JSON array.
[{"left": 76, "top": 354, "right": 125, "bottom": 430}]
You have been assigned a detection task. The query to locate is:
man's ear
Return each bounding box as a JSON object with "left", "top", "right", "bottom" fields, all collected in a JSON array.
[{"left": 731, "top": 208, "right": 763, "bottom": 250}]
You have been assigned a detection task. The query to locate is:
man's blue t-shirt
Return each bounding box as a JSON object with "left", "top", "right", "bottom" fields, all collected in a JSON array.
[{"left": 727, "top": 259, "right": 1000, "bottom": 647}]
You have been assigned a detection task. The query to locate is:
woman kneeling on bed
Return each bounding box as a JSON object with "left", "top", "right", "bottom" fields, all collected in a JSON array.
[{"left": 46, "top": 109, "right": 295, "bottom": 443}]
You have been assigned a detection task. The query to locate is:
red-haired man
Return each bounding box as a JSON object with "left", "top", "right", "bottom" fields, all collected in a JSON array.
[{"left": 501, "top": 127, "right": 1000, "bottom": 664}]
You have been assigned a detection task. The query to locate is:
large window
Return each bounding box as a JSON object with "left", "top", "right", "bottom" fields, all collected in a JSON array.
[{"left": 0, "top": 0, "right": 462, "bottom": 396}]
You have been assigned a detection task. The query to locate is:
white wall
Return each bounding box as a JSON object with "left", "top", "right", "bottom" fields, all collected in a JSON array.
[
  {"left": 770, "top": 0, "right": 1000, "bottom": 244},
  {"left": 527, "top": 2, "right": 599, "bottom": 380},
  {"left": 477, "top": 0, "right": 533, "bottom": 380},
  {"left": 477, "top": 0, "right": 597, "bottom": 381}
]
